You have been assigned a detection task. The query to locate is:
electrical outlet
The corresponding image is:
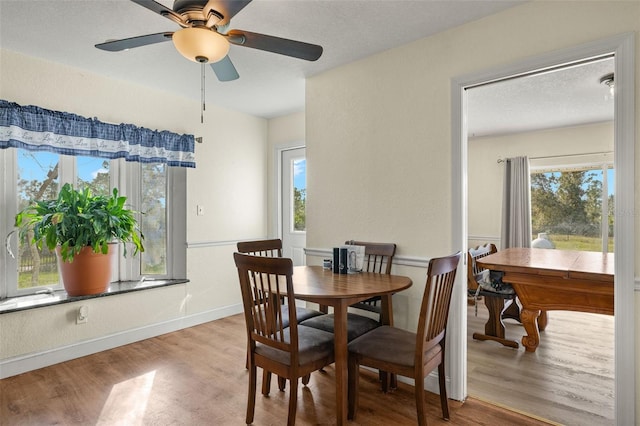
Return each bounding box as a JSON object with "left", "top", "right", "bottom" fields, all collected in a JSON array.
[{"left": 77, "top": 306, "right": 88, "bottom": 324}]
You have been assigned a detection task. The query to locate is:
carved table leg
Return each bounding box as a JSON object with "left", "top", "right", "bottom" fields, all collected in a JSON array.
[
  {"left": 520, "top": 308, "right": 541, "bottom": 352},
  {"left": 537, "top": 310, "right": 548, "bottom": 331}
]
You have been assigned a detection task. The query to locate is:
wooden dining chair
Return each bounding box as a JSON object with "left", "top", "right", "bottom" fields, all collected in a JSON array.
[
  {"left": 237, "top": 239, "right": 323, "bottom": 325},
  {"left": 300, "top": 241, "right": 397, "bottom": 341},
  {"left": 468, "top": 244, "right": 521, "bottom": 348},
  {"left": 233, "top": 253, "right": 335, "bottom": 426},
  {"left": 347, "top": 251, "right": 461, "bottom": 425},
  {"left": 237, "top": 239, "right": 323, "bottom": 389},
  {"left": 346, "top": 240, "right": 397, "bottom": 316}
]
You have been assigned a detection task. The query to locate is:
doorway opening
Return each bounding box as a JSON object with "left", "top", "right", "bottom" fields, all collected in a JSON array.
[
  {"left": 451, "top": 33, "right": 635, "bottom": 425},
  {"left": 465, "top": 57, "right": 615, "bottom": 425}
]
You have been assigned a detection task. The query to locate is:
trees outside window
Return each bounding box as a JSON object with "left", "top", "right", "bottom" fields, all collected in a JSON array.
[
  {"left": 531, "top": 166, "right": 614, "bottom": 252},
  {"left": 292, "top": 158, "right": 306, "bottom": 232}
]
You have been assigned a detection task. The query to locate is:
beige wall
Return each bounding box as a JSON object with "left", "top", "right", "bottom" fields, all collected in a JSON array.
[
  {"left": 468, "top": 122, "right": 614, "bottom": 248},
  {"left": 266, "top": 111, "right": 306, "bottom": 237},
  {"left": 305, "top": 0, "right": 639, "bottom": 417},
  {"left": 0, "top": 50, "right": 267, "bottom": 361}
]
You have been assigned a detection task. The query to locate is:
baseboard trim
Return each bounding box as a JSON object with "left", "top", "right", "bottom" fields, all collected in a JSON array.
[{"left": 0, "top": 303, "right": 244, "bottom": 379}]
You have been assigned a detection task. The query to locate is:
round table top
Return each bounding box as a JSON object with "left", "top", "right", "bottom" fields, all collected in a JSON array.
[{"left": 290, "top": 265, "right": 412, "bottom": 299}]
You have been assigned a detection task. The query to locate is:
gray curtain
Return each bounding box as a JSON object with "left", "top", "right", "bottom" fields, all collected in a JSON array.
[{"left": 500, "top": 156, "right": 532, "bottom": 249}]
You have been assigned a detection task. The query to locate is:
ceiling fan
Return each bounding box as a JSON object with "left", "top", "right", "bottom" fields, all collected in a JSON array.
[{"left": 95, "top": 0, "right": 323, "bottom": 82}]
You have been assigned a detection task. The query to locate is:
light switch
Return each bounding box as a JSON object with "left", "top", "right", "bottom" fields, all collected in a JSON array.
[{"left": 197, "top": 205, "right": 205, "bottom": 216}]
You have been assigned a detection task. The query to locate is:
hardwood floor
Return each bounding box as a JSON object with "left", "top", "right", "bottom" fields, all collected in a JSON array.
[
  {"left": 1, "top": 313, "right": 553, "bottom": 425},
  {"left": 467, "top": 301, "right": 615, "bottom": 426}
]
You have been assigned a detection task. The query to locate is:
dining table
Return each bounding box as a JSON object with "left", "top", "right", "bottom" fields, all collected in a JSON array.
[
  {"left": 477, "top": 247, "right": 614, "bottom": 353},
  {"left": 290, "top": 265, "right": 413, "bottom": 426}
]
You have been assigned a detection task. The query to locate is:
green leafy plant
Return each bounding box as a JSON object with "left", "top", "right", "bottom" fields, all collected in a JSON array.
[{"left": 15, "top": 183, "right": 144, "bottom": 262}]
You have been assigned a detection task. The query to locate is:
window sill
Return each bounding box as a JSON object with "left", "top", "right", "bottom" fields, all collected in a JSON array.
[{"left": 0, "top": 279, "right": 189, "bottom": 314}]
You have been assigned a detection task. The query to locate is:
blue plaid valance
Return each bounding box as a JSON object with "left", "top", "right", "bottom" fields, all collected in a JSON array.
[{"left": 0, "top": 100, "right": 195, "bottom": 168}]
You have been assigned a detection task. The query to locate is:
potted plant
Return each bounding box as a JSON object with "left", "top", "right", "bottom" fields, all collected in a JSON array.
[{"left": 15, "top": 183, "right": 144, "bottom": 296}]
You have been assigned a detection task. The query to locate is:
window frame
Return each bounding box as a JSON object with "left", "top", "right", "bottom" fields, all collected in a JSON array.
[
  {"left": 1, "top": 148, "right": 187, "bottom": 299},
  {"left": 530, "top": 155, "right": 613, "bottom": 253}
]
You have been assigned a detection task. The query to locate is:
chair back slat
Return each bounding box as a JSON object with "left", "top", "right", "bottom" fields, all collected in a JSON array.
[
  {"left": 467, "top": 243, "right": 497, "bottom": 290},
  {"left": 237, "top": 239, "right": 283, "bottom": 258},
  {"left": 417, "top": 252, "right": 461, "bottom": 351},
  {"left": 234, "top": 253, "right": 296, "bottom": 359}
]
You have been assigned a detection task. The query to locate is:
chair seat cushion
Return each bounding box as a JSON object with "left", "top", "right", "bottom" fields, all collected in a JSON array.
[
  {"left": 300, "top": 313, "right": 380, "bottom": 341},
  {"left": 263, "top": 305, "right": 322, "bottom": 329},
  {"left": 290, "top": 306, "right": 324, "bottom": 323},
  {"left": 348, "top": 325, "right": 441, "bottom": 368},
  {"left": 255, "top": 325, "right": 335, "bottom": 366}
]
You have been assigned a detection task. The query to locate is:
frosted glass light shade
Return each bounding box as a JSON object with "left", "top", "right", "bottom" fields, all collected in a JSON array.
[{"left": 172, "top": 27, "right": 229, "bottom": 63}]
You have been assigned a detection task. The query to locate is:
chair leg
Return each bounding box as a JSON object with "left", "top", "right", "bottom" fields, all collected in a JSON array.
[
  {"left": 414, "top": 375, "right": 427, "bottom": 426},
  {"left": 262, "top": 370, "right": 271, "bottom": 395},
  {"left": 247, "top": 365, "right": 257, "bottom": 424},
  {"left": 278, "top": 376, "right": 286, "bottom": 391},
  {"left": 348, "top": 354, "right": 359, "bottom": 420},
  {"left": 287, "top": 378, "right": 298, "bottom": 426},
  {"left": 438, "top": 362, "right": 450, "bottom": 420},
  {"left": 380, "top": 371, "right": 389, "bottom": 393},
  {"left": 302, "top": 373, "right": 311, "bottom": 385}
]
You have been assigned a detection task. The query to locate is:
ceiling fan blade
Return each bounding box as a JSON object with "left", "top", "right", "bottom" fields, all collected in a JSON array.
[
  {"left": 204, "top": 0, "right": 252, "bottom": 26},
  {"left": 210, "top": 55, "right": 239, "bottom": 81},
  {"left": 227, "top": 30, "right": 322, "bottom": 61},
  {"left": 95, "top": 32, "right": 173, "bottom": 52},
  {"left": 130, "top": 0, "right": 184, "bottom": 24}
]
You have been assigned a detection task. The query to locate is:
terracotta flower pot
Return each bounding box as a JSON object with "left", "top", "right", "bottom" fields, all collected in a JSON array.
[{"left": 56, "top": 244, "right": 116, "bottom": 296}]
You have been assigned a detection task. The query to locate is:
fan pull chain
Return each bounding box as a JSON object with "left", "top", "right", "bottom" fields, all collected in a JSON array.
[{"left": 201, "top": 62, "right": 206, "bottom": 124}]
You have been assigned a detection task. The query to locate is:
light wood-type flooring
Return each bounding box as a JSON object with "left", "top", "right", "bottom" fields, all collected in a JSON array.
[
  {"left": 467, "top": 300, "right": 615, "bottom": 426},
  {"left": 1, "top": 313, "right": 554, "bottom": 425}
]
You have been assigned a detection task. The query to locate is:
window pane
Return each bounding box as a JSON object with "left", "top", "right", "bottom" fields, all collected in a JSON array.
[
  {"left": 17, "top": 150, "right": 60, "bottom": 289},
  {"left": 77, "top": 156, "right": 110, "bottom": 195},
  {"left": 140, "top": 163, "right": 167, "bottom": 275},
  {"left": 293, "top": 158, "right": 306, "bottom": 231},
  {"left": 531, "top": 167, "right": 614, "bottom": 252}
]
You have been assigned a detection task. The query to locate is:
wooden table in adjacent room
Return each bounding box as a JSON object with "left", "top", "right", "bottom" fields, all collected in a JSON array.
[
  {"left": 291, "top": 265, "right": 412, "bottom": 426},
  {"left": 477, "top": 247, "right": 614, "bottom": 353}
]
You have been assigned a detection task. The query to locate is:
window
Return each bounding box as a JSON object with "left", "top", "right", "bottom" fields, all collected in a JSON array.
[
  {"left": 16, "top": 151, "right": 61, "bottom": 292},
  {"left": 531, "top": 163, "right": 614, "bottom": 253},
  {"left": 140, "top": 163, "right": 167, "bottom": 276},
  {"left": 292, "top": 158, "right": 306, "bottom": 232},
  {"left": 1, "top": 148, "right": 186, "bottom": 298}
]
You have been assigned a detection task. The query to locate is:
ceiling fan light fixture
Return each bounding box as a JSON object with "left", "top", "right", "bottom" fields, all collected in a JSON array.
[{"left": 172, "top": 26, "right": 229, "bottom": 64}]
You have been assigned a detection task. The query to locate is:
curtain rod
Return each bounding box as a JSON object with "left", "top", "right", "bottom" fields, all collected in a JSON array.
[{"left": 497, "top": 151, "right": 613, "bottom": 163}]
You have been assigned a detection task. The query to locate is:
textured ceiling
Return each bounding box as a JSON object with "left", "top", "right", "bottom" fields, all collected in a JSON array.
[
  {"left": 468, "top": 56, "right": 615, "bottom": 137},
  {"left": 0, "top": 0, "right": 614, "bottom": 136}
]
